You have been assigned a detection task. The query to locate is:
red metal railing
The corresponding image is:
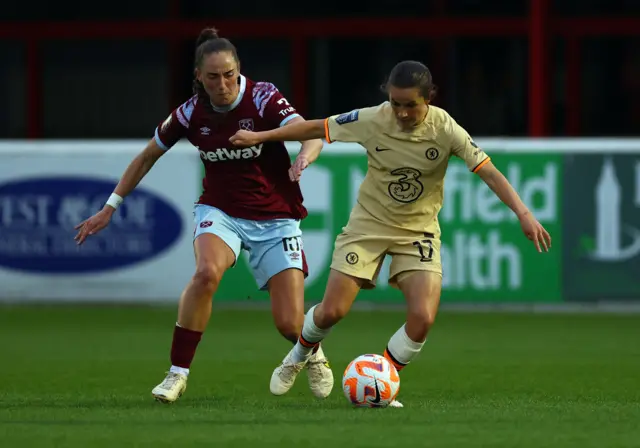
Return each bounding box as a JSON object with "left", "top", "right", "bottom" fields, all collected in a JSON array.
[{"left": 1, "top": 13, "right": 639, "bottom": 138}]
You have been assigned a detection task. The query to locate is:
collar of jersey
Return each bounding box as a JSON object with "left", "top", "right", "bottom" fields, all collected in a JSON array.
[
  {"left": 210, "top": 75, "right": 247, "bottom": 113},
  {"left": 395, "top": 104, "right": 432, "bottom": 136}
]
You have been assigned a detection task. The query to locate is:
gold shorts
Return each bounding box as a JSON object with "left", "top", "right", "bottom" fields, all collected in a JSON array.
[{"left": 330, "top": 228, "right": 442, "bottom": 290}]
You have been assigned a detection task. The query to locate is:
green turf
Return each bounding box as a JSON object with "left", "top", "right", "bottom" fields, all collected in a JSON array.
[{"left": 1, "top": 305, "right": 639, "bottom": 447}]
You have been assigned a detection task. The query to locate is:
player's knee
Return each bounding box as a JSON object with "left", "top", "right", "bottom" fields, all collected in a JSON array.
[{"left": 192, "top": 263, "right": 224, "bottom": 293}]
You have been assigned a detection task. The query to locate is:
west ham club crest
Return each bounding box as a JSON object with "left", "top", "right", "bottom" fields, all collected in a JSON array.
[{"left": 239, "top": 118, "right": 254, "bottom": 131}]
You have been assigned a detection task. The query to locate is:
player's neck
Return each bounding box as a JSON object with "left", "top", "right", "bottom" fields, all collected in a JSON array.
[
  {"left": 398, "top": 105, "right": 430, "bottom": 132},
  {"left": 210, "top": 98, "right": 237, "bottom": 113},
  {"left": 209, "top": 75, "right": 247, "bottom": 113}
]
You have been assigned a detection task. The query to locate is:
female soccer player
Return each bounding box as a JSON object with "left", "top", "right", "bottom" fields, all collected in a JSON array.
[
  {"left": 74, "top": 27, "right": 334, "bottom": 403},
  {"left": 230, "top": 60, "right": 552, "bottom": 407}
]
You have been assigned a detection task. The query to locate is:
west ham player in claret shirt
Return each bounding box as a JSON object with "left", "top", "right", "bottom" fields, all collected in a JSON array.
[{"left": 74, "top": 27, "right": 334, "bottom": 403}]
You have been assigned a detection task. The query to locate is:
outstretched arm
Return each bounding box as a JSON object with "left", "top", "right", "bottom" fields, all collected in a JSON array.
[
  {"left": 230, "top": 119, "right": 326, "bottom": 147},
  {"left": 109, "top": 139, "right": 166, "bottom": 208},
  {"left": 476, "top": 161, "right": 529, "bottom": 217},
  {"left": 449, "top": 117, "right": 551, "bottom": 253},
  {"left": 74, "top": 138, "right": 166, "bottom": 245},
  {"left": 476, "top": 161, "right": 552, "bottom": 252}
]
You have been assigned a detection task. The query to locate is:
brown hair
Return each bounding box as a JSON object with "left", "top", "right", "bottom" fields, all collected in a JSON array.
[
  {"left": 381, "top": 60, "right": 437, "bottom": 101},
  {"left": 192, "top": 27, "right": 240, "bottom": 99}
]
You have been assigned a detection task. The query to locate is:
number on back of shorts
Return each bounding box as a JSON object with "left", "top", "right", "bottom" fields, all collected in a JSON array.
[
  {"left": 282, "top": 237, "right": 301, "bottom": 252},
  {"left": 412, "top": 238, "right": 433, "bottom": 262}
]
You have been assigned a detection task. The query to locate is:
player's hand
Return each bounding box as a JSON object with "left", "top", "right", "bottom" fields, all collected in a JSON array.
[
  {"left": 230, "top": 130, "right": 260, "bottom": 148},
  {"left": 289, "top": 155, "right": 309, "bottom": 182},
  {"left": 74, "top": 208, "right": 114, "bottom": 245},
  {"left": 518, "top": 211, "right": 551, "bottom": 252}
]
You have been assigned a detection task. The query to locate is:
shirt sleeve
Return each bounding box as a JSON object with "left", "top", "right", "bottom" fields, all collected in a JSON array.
[
  {"left": 449, "top": 117, "right": 490, "bottom": 172},
  {"left": 254, "top": 82, "right": 301, "bottom": 129},
  {"left": 154, "top": 97, "right": 196, "bottom": 150},
  {"left": 324, "top": 107, "right": 377, "bottom": 144}
]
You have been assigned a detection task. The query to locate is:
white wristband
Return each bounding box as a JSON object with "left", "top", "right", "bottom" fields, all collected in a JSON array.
[{"left": 106, "top": 193, "right": 124, "bottom": 210}]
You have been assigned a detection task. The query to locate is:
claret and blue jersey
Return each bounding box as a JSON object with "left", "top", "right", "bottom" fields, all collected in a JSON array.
[{"left": 155, "top": 75, "right": 307, "bottom": 222}]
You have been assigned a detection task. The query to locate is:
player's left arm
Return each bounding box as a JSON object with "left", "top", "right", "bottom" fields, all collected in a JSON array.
[
  {"left": 240, "top": 82, "right": 324, "bottom": 181},
  {"left": 451, "top": 121, "right": 551, "bottom": 252},
  {"left": 476, "top": 163, "right": 550, "bottom": 250},
  {"left": 284, "top": 115, "right": 324, "bottom": 182},
  {"left": 265, "top": 88, "right": 324, "bottom": 181}
]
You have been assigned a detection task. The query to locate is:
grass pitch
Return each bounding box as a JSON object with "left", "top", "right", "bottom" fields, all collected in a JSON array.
[{"left": 1, "top": 305, "right": 639, "bottom": 447}]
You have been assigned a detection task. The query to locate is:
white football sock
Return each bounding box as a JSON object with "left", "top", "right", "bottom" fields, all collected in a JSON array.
[
  {"left": 384, "top": 324, "right": 424, "bottom": 371},
  {"left": 169, "top": 365, "right": 190, "bottom": 377},
  {"left": 291, "top": 305, "right": 332, "bottom": 363}
]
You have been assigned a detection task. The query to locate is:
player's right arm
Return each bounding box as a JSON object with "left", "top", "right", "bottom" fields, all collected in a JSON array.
[
  {"left": 229, "top": 108, "right": 375, "bottom": 147},
  {"left": 110, "top": 139, "right": 166, "bottom": 205},
  {"left": 74, "top": 101, "right": 191, "bottom": 245},
  {"left": 73, "top": 138, "right": 168, "bottom": 245}
]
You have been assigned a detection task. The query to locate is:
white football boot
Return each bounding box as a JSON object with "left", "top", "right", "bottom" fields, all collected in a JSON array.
[
  {"left": 389, "top": 399, "right": 404, "bottom": 408},
  {"left": 270, "top": 348, "right": 306, "bottom": 395},
  {"left": 152, "top": 372, "right": 188, "bottom": 403},
  {"left": 305, "top": 345, "right": 334, "bottom": 398}
]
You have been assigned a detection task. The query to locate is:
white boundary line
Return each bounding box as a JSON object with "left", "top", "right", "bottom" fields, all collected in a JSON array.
[
  {"left": 1, "top": 138, "right": 640, "bottom": 155},
  {"left": 2, "top": 300, "right": 640, "bottom": 314}
]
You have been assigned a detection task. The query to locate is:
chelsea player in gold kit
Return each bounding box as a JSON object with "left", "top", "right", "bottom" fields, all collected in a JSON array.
[{"left": 231, "top": 60, "right": 551, "bottom": 407}]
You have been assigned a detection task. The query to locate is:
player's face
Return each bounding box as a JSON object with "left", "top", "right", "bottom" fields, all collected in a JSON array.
[
  {"left": 388, "top": 86, "right": 429, "bottom": 131},
  {"left": 197, "top": 51, "right": 240, "bottom": 107}
]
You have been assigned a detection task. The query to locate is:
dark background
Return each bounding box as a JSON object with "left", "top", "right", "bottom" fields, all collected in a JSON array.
[{"left": 0, "top": 0, "right": 638, "bottom": 139}]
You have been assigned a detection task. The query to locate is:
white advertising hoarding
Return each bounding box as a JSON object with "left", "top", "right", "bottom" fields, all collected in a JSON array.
[
  {"left": 0, "top": 141, "right": 201, "bottom": 302},
  {"left": 0, "top": 139, "right": 638, "bottom": 303}
]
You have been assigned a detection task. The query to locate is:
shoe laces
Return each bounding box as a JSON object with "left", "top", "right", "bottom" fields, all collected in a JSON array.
[
  {"left": 279, "top": 361, "right": 304, "bottom": 377},
  {"left": 161, "top": 372, "right": 183, "bottom": 389}
]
